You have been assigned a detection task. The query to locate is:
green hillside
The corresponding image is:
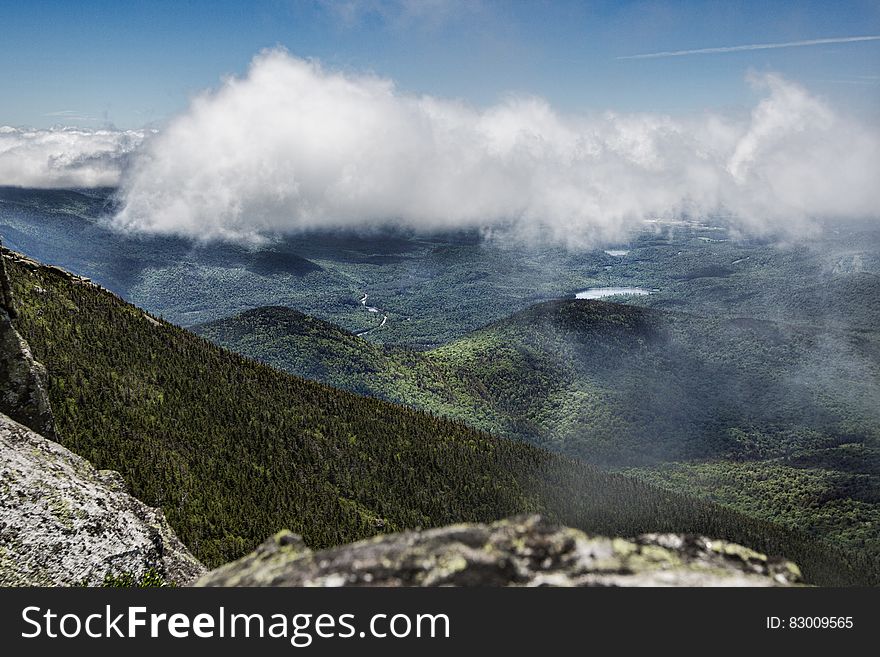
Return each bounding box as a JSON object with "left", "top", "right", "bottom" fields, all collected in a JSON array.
[
  {"left": 194, "top": 306, "right": 502, "bottom": 431},
  {"left": 195, "top": 300, "right": 880, "bottom": 561},
  {"left": 5, "top": 251, "right": 874, "bottom": 585}
]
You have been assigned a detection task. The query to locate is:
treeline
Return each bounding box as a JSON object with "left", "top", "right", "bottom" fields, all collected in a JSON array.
[{"left": 5, "top": 255, "right": 876, "bottom": 584}]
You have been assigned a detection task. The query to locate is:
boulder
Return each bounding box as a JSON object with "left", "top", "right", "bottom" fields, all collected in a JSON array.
[
  {"left": 0, "top": 413, "right": 205, "bottom": 586},
  {"left": 195, "top": 514, "right": 801, "bottom": 587}
]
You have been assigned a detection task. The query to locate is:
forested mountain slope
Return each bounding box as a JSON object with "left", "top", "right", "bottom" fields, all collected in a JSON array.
[
  {"left": 195, "top": 300, "right": 880, "bottom": 563},
  {"left": 4, "top": 249, "right": 872, "bottom": 584}
]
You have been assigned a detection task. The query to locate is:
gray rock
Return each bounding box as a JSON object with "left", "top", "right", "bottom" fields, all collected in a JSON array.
[
  {"left": 0, "top": 308, "right": 57, "bottom": 439},
  {"left": 0, "top": 245, "right": 56, "bottom": 438},
  {"left": 0, "top": 243, "right": 14, "bottom": 318},
  {"left": 0, "top": 413, "right": 205, "bottom": 586},
  {"left": 195, "top": 515, "right": 801, "bottom": 587}
]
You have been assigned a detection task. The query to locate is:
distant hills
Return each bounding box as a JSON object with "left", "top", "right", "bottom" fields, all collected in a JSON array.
[
  {"left": 3, "top": 186, "right": 879, "bottom": 585},
  {"left": 5, "top": 186, "right": 880, "bottom": 345},
  {"left": 5, "top": 250, "right": 872, "bottom": 585}
]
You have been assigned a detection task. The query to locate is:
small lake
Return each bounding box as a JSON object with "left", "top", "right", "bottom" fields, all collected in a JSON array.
[
  {"left": 604, "top": 249, "right": 629, "bottom": 257},
  {"left": 575, "top": 287, "right": 652, "bottom": 300}
]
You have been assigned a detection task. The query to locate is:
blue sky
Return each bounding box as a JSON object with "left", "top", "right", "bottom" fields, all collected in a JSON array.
[{"left": 2, "top": 0, "right": 879, "bottom": 128}]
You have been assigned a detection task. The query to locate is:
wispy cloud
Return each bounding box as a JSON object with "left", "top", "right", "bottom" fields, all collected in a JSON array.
[
  {"left": 618, "top": 35, "right": 880, "bottom": 60},
  {"left": 43, "top": 110, "right": 100, "bottom": 122},
  {"left": 814, "top": 77, "right": 880, "bottom": 86}
]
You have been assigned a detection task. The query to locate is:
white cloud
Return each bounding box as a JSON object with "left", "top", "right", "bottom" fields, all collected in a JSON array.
[
  {"left": 0, "top": 126, "right": 145, "bottom": 188},
  {"left": 111, "top": 50, "right": 880, "bottom": 245},
  {"left": 4, "top": 50, "right": 876, "bottom": 245},
  {"left": 722, "top": 72, "right": 879, "bottom": 233}
]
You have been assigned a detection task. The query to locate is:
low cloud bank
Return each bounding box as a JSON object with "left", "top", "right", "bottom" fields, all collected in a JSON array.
[
  {"left": 6, "top": 50, "right": 879, "bottom": 245},
  {"left": 114, "top": 51, "right": 880, "bottom": 244},
  {"left": 0, "top": 126, "right": 145, "bottom": 188}
]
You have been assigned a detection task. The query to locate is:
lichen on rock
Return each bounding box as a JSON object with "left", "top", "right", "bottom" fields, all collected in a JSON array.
[
  {"left": 195, "top": 515, "right": 802, "bottom": 587},
  {"left": 0, "top": 413, "right": 205, "bottom": 586}
]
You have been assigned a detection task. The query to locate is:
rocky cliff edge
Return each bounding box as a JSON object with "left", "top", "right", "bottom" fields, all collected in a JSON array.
[
  {"left": 0, "top": 412, "right": 205, "bottom": 586},
  {"left": 0, "top": 244, "right": 204, "bottom": 586},
  {"left": 0, "top": 244, "right": 56, "bottom": 439},
  {"left": 195, "top": 515, "right": 802, "bottom": 587}
]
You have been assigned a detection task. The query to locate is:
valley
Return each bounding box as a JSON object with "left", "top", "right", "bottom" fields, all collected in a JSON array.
[
  {"left": 8, "top": 250, "right": 870, "bottom": 586},
  {"left": 194, "top": 298, "right": 880, "bottom": 560},
  {"left": 5, "top": 188, "right": 879, "bottom": 346},
  {"left": 2, "top": 186, "right": 879, "bottom": 583}
]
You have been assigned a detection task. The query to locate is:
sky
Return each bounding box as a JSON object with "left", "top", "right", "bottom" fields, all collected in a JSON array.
[
  {"left": 1, "top": 1, "right": 879, "bottom": 245},
  {"left": 1, "top": 0, "right": 879, "bottom": 128}
]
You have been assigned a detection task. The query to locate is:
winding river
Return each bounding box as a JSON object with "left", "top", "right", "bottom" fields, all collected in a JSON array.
[{"left": 355, "top": 293, "right": 388, "bottom": 336}]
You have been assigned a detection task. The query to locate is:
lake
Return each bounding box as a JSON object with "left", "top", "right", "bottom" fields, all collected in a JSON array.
[{"left": 575, "top": 287, "right": 652, "bottom": 299}]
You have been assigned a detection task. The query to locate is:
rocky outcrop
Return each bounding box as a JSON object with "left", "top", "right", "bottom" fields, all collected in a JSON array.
[
  {"left": 0, "top": 247, "right": 203, "bottom": 586},
  {"left": 0, "top": 243, "right": 56, "bottom": 438},
  {"left": 0, "top": 412, "right": 205, "bottom": 586},
  {"left": 195, "top": 515, "right": 801, "bottom": 587}
]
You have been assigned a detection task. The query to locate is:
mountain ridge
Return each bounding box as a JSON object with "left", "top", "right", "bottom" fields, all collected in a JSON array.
[{"left": 5, "top": 249, "right": 869, "bottom": 584}]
